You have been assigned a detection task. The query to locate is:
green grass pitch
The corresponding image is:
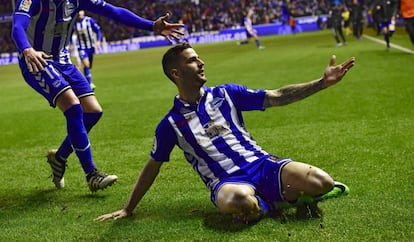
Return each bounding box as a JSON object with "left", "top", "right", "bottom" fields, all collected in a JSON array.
[{"left": 0, "top": 29, "right": 413, "bottom": 241}]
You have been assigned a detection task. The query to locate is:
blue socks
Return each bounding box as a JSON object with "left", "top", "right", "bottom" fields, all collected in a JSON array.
[
  {"left": 84, "top": 67, "right": 92, "bottom": 84},
  {"left": 57, "top": 111, "right": 102, "bottom": 159},
  {"left": 60, "top": 104, "right": 99, "bottom": 174}
]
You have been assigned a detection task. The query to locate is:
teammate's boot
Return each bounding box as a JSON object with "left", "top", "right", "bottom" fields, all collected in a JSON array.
[
  {"left": 46, "top": 149, "right": 67, "bottom": 189},
  {"left": 87, "top": 169, "right": 118, "bottom": 192}
]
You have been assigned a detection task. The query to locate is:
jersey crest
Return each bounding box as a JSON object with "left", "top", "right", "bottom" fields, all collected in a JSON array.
[
  {"left": 18, "top": 0, "right": 32, "bottom": 12},
  {"left": 203, "top": 120, "right": 230, "bottom": 139}
]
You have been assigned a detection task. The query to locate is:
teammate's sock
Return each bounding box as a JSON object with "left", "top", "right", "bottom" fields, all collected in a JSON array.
[
  {"left": 64, "top": 104, "right": 96, "bottom": 174},
  {"left": 84, "top": 67, "right": 92, "bottom": 84},
  {"left": 83, "top": 112, "right": 103, "bottom": 131},
  {"left": 57, "top": 112, "right": 103, "bottom": 159},
  {"left": 255, "top": 39, "right": 261, "bottom": 47}
]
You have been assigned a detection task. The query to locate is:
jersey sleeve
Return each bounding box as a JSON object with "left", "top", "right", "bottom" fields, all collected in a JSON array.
[
  {"left": 90, "top": 18, "right": 102, "bottom": 41},
  {"left": 222, "top": 83, "right": 266, "bottom": 111},
  {"left": 80, "top": 0, "right": 153, "bottom": 32},
  {"left": 14, "top": 0, "right": 39, "bottom": 16},
  {"left": 150, "top": 117, "right": 177, "bottom": 162},
  {"left": 12, "top": 0, "right": 40, "bottom": 52}
]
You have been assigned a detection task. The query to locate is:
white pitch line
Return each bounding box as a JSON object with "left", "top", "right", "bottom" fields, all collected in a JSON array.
[{"left": 363, "top": 34, "right": 414, "bottom": 54}]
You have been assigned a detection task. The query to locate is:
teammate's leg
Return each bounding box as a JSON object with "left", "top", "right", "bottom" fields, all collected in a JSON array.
[
  {"left": 56, "top": 91, "right": 116, "bottom": 191},
  {"left": 57, "top": 95, "right": 102, "bottom": 159},
  {"left": 50, "top": 63, "right": 115, "bottom": 191},
  {"left": 56, "top": 90, "right": 97, "bottom": 174},
  {"left": 82, "top": 57, "right": 92, "bottom": 84}
]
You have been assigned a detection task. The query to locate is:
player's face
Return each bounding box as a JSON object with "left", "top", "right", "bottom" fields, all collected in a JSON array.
[
  {"left": 178, "top": 48, "right": 207, "bottom": 88},
  {"left": 78, "top": 10, "right": 85, "bottom": 20}
]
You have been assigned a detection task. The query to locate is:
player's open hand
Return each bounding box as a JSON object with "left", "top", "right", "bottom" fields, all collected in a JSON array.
[
  {"left": 322, "top": 55, "right": 355, "bottom": 88},
  {"left": 23, "top": 47, "right": 52, "bottom": 73},
  {"left": 153, "top": 13, "right": 184, "bottom": 43},
  {"left": 95, "top": 209, "right": 130, "bottom": 222}
]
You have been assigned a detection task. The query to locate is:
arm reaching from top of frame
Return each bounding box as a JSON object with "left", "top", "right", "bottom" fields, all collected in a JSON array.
[
  {"left": 83, "top": 1, "right": 184, "bottom": 43},
  {"left": 263, "top": 55, "right": 355, "bottom": 108}
]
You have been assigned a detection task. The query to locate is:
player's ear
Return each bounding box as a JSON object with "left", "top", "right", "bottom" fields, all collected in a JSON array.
[{"left": 171, "top": 68, "right": 180, "bottom": 81}]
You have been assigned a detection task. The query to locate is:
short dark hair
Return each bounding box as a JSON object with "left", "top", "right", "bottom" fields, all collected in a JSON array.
[{"left": 162, "top": 42, "right": 192, "bottom": 82}]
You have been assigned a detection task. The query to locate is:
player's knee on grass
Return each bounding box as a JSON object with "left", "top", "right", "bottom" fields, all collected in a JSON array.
[
  {"left": 216, "top": 184, "right": 262, "bottom": 222},
  {"left": 306, "top": 166, "right": 334, "bottom": 195}
]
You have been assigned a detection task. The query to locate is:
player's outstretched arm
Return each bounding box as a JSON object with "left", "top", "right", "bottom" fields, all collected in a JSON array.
[
  {"left": 83, "top": 2, "right": 184, "bottom": 43},
  {"left": 95, "top": 159, "right": 162, "bottom": 221},
  {"left": 263, "top": 55, "right": 355, "bottom": 108}
]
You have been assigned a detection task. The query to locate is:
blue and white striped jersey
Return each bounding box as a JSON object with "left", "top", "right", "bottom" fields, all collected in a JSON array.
[
  {"left": 243, "top": 17, "right": 255, "bottom": 35},
  {"left": 12, "top": 0, "right": 153, "bottom": 64},
  {"left": 74, "top": 16, "right": 102, "bottom": 50},
  {"left": 13, "top": 0, "right": 100, "bottom": 64},
  {"left": 151, "top": 84, "right": 270, "bottom": 191}
]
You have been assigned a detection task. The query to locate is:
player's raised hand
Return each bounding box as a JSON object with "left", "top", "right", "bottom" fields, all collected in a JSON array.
[
  {"left": 153, "top": 13, "right": 184, "bottom": 43},
  {"left": 95, "top": 209, "right": 130, "bottom": 222},
  {"left": 23, "top": 47, "right": 52, "bottom": 73},
  {"left": 322, "top": 55, "right": 355, "bottom": 88}
]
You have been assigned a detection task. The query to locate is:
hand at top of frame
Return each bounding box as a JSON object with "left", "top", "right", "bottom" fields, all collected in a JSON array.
[{"left": 153, "top": 13, "right": 185, "bottom": 43}]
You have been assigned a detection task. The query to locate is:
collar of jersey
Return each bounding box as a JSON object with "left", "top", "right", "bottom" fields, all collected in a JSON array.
[{"left": 173, "top": 86, "right": 209, "bottom": 112}]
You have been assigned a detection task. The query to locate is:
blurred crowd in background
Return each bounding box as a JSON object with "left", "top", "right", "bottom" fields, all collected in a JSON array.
[
  {"left": 0, "top": 0, "right": 404, "bottom": 53},
  {"left": 89, "top": 0, "right": 332, "bottom": 41}
]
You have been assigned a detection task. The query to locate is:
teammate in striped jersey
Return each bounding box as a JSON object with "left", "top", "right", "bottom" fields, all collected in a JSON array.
[
  {"left": 73, "top": 10, "right": 102, "bottom": 90},
  {"left": 237, "top": 9, "right": 265, "bottom": 50},
  {"left": 11, "top": 0, "right": 183, "bottom": 192},
  {"left": 97, "top": 43, "right": 355, "bottom": 223}
]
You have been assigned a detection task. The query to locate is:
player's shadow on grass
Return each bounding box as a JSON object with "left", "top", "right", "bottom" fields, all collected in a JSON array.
[
  {"left": 0, "top": 186, "right": 111, "bottom": 215},
  {"left": 202, "top": 210, "right": 254, "bottom": 232},
  {"left": 0, "top": 188, "right": 59, "bottom": 211},
  {"left": 202, "top": 206, "right": 324, "bottom": 232},
  {"left": 95, "top": 202, "right": 326, "bottom": 241}
]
